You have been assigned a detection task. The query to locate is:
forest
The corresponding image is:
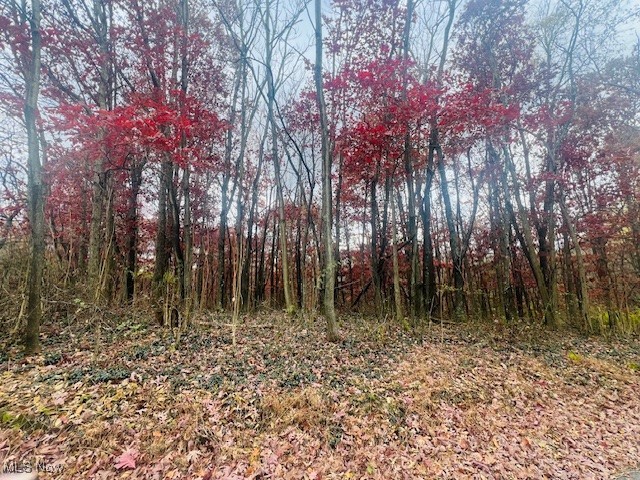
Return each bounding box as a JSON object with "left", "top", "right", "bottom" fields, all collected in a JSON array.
[{"left": 0, "top": 0, "right": 639, "bottom": 478}]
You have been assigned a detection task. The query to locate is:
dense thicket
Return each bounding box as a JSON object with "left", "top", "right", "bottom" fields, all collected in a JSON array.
[{"left": 1, "top": 0, "right": 639, "bottom": 351}]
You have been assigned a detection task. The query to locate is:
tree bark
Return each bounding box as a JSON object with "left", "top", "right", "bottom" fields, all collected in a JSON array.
[
  {"left": 420, "top": 150, "right": 437, "bottom": 316},
  {"left": 180, "top": 0, "right": 192, "bottom": 314},
  {"left": 23, "top": 0, "right": 44, "bottom": 355},
  {"left": 437, "top": 152, "right": 464, "bottom": 319},
  {"left": 401, "top": 0, "right": 418, "bottom": 319},
  {"left": 315, "top": 0, "right": 339, "bottom": 341},
  {"left": 264, "top": 0, "right": 294, "bottom": 314},
  {"left": 217, "top": 69, "right": 241, "bottom": 310},
  {"left": 391, "top": 186, "right": 404, "bottom": 323},
  {"left": 125, "top": 160, "right": 143, "bottom": 301},
  {"left": 153, "top": 158, "right": 171, "bottom": 319},
  {"left": 86, "top": 0, "right": 113, "bottom": 296},
  {"left": 559, "top": 191, "right": 589, "bottom": 327}
]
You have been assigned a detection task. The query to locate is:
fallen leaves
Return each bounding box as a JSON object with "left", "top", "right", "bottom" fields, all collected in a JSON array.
[
  {"left": 114, "top": 448, "right": 139, "bottom": 470},
  {"left": 0, "top": 317, "right": 638, "bottom": 479}
]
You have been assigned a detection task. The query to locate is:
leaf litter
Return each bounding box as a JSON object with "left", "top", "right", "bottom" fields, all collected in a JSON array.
[{"left": 0, "top": 315, "right": 638, "bottom": 479}]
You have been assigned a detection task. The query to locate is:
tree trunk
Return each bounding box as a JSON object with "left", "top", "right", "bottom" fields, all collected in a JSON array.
[
  {"left": 180, "top": 0, "right": 192, "bottom": 315},
  {"left": 125, "top": 160, "right": 143, "bottom": 301},
  {"left": 315, "top": 0, "right": 339, "bottom": 341},
  {"left": 87, "top": 0, "right": 113, "bottom": 295},
  {"left": 419, "top": 0, "right": 455, "bottom": 320},
  {"left": 100, "top": 182, "right": 116, "bottom": 302},
  {"left": 88, "top": 170, "right": 106, "bottom": 292},
  {"left": 487, "top": 143, "right": 516, "bottom": 321},
  {"left": 334, "top": 153, "right": 343, "bottom": 305},
  {"left": 218, "top": 69, "right": 241, "bottom": 310},
  {"left": 539, "top": 166, "right": 558, "bottom": 326},
  {"left": 168, "top": 167, "right": 185, "bottom": 299},
  {"left": 23, "top": 0, "right": 44, "bottom": 355},
  {"left": 437, "top": 152, "right": 464, "bottom": 319},
  {"left": 559, "top": 192, "right": 589, "bottom": 327},
  {"left": 264, "top": 0, "right": 294, "bottom": 314},
  {"left": 502, "top": 147, "right": 553, "bottom": 323},
  {"left": 391, "top": 187, "right": 403, "bottom": 323},
  {"left": 401, "top": 0, "right": 417, "bottom": 319},
  {"left": 420, "top": 155, "right": 437, "bottom": 316},
  {"left": 243, "top": 129, "right": 268, "bottom": 309},
  {"left": 370, "top": 175, "right": 382, "bottom": 310},
  {"left": 153, "top": 158, "right": 171, "bottom": 321}
]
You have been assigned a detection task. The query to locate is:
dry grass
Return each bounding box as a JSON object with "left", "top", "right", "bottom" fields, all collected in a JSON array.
[{"left": 259, "top": 387, "right": 329, "bottom": 432}]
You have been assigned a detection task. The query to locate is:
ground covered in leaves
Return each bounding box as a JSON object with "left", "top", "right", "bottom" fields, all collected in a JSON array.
[{"left": 1, "top": 314, "right": 639, "bottom": 479}]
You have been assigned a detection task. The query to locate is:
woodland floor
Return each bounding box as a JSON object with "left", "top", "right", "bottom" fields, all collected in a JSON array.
[{"left": 1, "top": 312, "right": 639, "bottom": 480}]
